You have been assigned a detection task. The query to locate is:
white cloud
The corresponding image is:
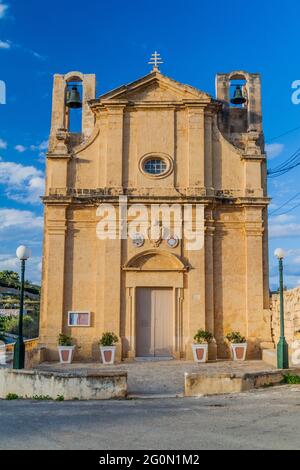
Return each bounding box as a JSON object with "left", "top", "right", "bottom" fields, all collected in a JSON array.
[
  {"left": 0, "top": 138, "right": 7, "bottom": 149},
  {"left": 0, "top": 2, "right": 8, "bottom": 19},
  {"left": 269, "top": 214, "right": 300, "bottom": 238},
  {"left": 269, "top": 222, "right": 300, "bottom": 238},
  {"left": 0, "top": 254, "right": 42, "bottom": 284},
  {"left": 271, "top": 214, "right": 295, "bottom": 223},
  {"left": 16, "top": 43, "right": 45, "bottom": 61},
  {"left": 14, "top": 144, "right": 27, "bottom": 153},
  {"left": 30, "top": 140, "right": 48, "bottom": 161},
  {"left": 20, "top": 176, "right": 45, "bottom": 204},
  {"left": 30, "top": 140, "right": 48, "bottom": 153},
  {"left": 0, "top": 159, "right": 45, "bottom": 204},
  {"left": 265, "top": 143, "right": 284, "bottom": 159},
  {"left": 0, "top": 37, "right": 45, "bottom": 60},
  {"left": 0, "top": 208, "right": 43, "bottom": 284},
  {"left": 0, "top": 209, "right": 43, "bottom": 232},
  {"left": 0, "top": 39, "right": 11, "bottom": 49},
  {"left": 0, "top": 255, "right": 19, "bottom": 271}
]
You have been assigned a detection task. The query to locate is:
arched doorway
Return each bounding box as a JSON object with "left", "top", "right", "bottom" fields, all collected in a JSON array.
[{"left": 123, "top": 250, "right": 188, "bottom": 359}]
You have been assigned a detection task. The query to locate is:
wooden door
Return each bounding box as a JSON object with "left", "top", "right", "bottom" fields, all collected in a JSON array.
[{"left": 136, "top": 288, "right": 173, "bottom": 358}]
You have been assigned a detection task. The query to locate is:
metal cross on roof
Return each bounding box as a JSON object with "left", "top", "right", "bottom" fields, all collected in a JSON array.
[{"left": 148, "top": 51, "right": 164, "bottom": 72}]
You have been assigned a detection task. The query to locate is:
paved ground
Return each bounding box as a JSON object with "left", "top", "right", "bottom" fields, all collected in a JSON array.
[
  {"left": 0, "top": 386, "right": 300, "bottom": 450},
  {"left": 37, "top": 360, "right": 276, "bottom": 395}
]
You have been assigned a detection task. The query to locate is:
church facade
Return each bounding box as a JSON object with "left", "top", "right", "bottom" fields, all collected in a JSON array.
[{"left": 39, "top": 66, "right": 273, "bottom": 361}]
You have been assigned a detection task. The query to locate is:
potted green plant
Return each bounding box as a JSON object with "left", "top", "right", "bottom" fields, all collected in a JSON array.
[
  {"left": 226, "top": 331, "right": 247, "bottom": 361},
  {"left": 58, "top": 334, "right": 75, "bottom": 364},
  {"left": 192, "top": 329, "right": 213, "bottom": 363},
  {"left": 99, "top": 332, "right": 118, "bottom": 365}
]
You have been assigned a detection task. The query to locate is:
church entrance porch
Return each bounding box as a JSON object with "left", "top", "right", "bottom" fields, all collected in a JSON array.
[
  {"left": 136, "top": 287, "right": 173, "bottom": 358},
  {"left": 36, "top": 360, "right": 276, "bottom": 396},
  {"left": 123, "top": 250, "right": 188, "bottom": 360}
]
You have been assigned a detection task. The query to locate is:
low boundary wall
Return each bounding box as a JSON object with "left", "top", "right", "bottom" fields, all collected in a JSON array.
[
  {"left": 184, "top": 370, "right": 299, "bottom": 397},
  {"left": 0, "top": 368, "right": 127, "bottom": 400}
]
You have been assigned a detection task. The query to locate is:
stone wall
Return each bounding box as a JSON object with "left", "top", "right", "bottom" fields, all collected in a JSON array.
[
  {"left": 185, "top": 370, "right": 287, "bottom": 397},
  {"left": 0, "top": 368, "right": 127, "bottom": 400},
  {"left": 271, "top": 287, "right": 300, "bottom": 344}
]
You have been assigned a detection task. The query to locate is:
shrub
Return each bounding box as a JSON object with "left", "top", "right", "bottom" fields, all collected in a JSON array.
[
  {"left": 1, "top": 314, "right": 39, "bottom": 339},
  {"left": 194, "top": 329, "right": 213, "bottom": 344},
  {"left": 32, "top": 395, "right": 52, "bottom": 401},
  {"left": 226, "top": 331, "right": 246, "bottom": 344},
  {"left": 99, "top": 332, "right": 118, "bottom": 347},
  {"left": 283, "top": 374, "right": 300, "bottom": 385},
  {"left": 58, "top": 334, "right": 73, "bottom": 346},
  {"left": 6, "top": 393, "right": 19, "bottom": 400},
  {"left": 56, "top": 395, "right": 65, "bottom": 401},
  {"left": 0, "top": 316, "right": 9, "bottom": 332}
]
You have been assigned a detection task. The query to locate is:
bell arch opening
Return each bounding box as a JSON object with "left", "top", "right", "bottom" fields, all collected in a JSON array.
[
  {"left": 229, "top": 77, "right": 247, "bottom": 109},
  {"left": 65, "top": 76, "right": 83, "bottom": 134}
]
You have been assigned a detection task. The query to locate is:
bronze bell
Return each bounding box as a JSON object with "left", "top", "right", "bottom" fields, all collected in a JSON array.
[
  {"left": 66, "top": 85, "right": 82, "bottom": 109},
  {"left": 231, "top": 85, "right": 246, "bottom": 105}
]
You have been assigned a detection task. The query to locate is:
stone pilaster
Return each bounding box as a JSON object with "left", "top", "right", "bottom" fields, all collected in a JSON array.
[
  {"left": 185, "top": 206, "right": 206, "bottom": 360},
  {"left": 39, "top": 205, "right": 68, "bottom": 360},
  {"left": 105, "top": 104, "right": 126, "bottom": 191},
  {"left": 205, "top": 216, "right": 217, "bottom": 359},
  {"left": 204, "top": 110, "right": 214, "bottom": 195},
  {"left": 187, "top": 107, "right": 205, "bottom": 192},
  {"left": 102, "top": 217, "right": 122, "bottom": 360},
  {"left": 244, "top": 207, "right": 273, "bottom": 356},
  {"left": 82, "top": 74, "right": 96, "bottom": 138},
  {"left": 49, "top": 75, "right": 66, "bottom": 150}
]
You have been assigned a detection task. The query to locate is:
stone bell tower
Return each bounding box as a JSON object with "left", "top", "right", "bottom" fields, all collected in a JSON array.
[
  {"left": 216, "top": 71, "right": 264, "bottom": 153},
  {"left": 45, "top": 71, "right": 96, "bottom": 194},
  {"left": 48, "top": 71, "right": 96, "bottom": 153},
  {"left": 216, "top": 70, "right": 270, "bottom": 345}
]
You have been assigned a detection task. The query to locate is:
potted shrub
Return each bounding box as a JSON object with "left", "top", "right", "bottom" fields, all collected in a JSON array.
[
  {"left": 226, "top": 331, "right": 247, "bottom": 361},
  {"left": 99, "top": 332, "right": 118, "bottom": 365},
  {"left": 57, "top": 334, "right": 75, "bottom": 364},
  {"left": 192, "top": 329, "right": 213, "bottom": 363}
]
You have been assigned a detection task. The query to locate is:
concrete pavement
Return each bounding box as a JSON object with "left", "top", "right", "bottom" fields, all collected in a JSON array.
[
  {"left": 37, "top": 360, "right": 276, "bottom": 395},
  {"left": 0, "top": 385, "right": 300, "bottom": 450}
]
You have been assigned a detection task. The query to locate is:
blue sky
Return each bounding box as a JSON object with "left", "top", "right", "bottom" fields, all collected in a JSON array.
[{"left": 0, "top": 0, "right": 300, "bottom": 288}]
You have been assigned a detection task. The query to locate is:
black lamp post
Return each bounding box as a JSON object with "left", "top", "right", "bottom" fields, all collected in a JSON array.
[
  {"left": 274, "top": 248, "right": 289, "bottom": 369},
  {"left": 13, "top": 245, "right": 31, "bottom": 370}
]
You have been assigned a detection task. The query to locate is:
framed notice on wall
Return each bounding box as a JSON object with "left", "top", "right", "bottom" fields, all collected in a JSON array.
[{"left": 68, "top": 311, "right": 91, "bottom": 327}]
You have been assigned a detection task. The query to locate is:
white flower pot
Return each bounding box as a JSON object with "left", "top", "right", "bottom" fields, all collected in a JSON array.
[
  {"left": 231, "top": 343, "right": 247, "bottom": 361},
  {"left": 192, "top": 343, "right": 208, "bottom": 363},
  {"left": 100, "top": 346, "right": 116, "bottom": 365},
  {"left": 58, "top": 345, "right": 75, "bottom": 364}
]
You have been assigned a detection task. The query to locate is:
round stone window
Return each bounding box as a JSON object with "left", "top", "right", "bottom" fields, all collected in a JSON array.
[
  {"left": 139, "top": 153, "right": 173, "bottom": 179},
  {"left": 144, "top": 158, "right": 167, "bottom": 175}
]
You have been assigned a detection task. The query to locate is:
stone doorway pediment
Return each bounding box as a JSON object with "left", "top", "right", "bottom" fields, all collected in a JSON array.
[{"left": 123, "top": 249, "right": 189, "bottom": 272}]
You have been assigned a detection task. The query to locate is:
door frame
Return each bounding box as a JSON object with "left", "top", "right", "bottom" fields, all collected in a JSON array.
[
  {"left": 135, "top": 287, "right": 174, "bottom": 358},
  {"left": 124, "top": 281, "right": 184, "bottom": 359}
]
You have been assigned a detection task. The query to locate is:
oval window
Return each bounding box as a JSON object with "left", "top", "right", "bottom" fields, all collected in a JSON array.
[{"left": 143, "top": 158, "right": 167, "bottom": 175}]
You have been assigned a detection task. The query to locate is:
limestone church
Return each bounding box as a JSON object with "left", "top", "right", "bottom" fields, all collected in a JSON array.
[{"left": 39, "top": 59, "right": 273, "bottom": 361}]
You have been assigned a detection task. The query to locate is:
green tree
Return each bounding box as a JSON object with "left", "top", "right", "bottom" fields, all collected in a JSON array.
[
  {"left": 0, "top": 316, "right": 9, "bottom": 332},
  {"left": 0, "top": 270, "right": 20, "bottom": 288}
]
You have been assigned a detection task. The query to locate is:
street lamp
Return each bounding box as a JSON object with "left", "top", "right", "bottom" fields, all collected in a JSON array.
[
  {"left": 274, "top": 248, "right": 289, "bottom": 369},
  {"left": 13, "top": 245, "right": 31, "bottom": 370}
]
